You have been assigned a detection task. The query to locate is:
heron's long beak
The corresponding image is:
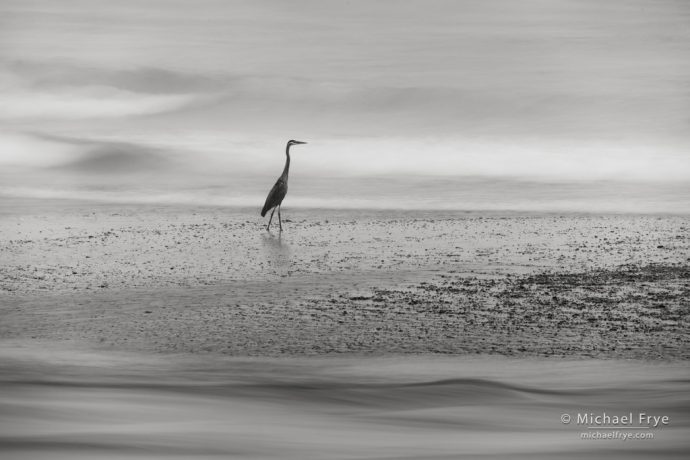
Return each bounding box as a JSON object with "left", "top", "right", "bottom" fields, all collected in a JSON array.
[{"left": 294, "top": 140, "right": 307, "bottom": 144}]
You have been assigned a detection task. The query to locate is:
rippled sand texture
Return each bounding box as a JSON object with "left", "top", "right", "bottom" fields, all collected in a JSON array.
[
  {"left": 1, "top": 202, "right": 688, "bottom": 358},
  {"left": 1, "top": 345, "right": 689, "bottom": 460}
]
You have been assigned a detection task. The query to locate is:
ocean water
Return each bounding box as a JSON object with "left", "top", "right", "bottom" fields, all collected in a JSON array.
[
  {"left": 0, "top": 129, "right": 688, "bottom": 212},
  {"left": 1, "top": 347, "right": 689, "bottom": 460},
  {"left": 1, "top": 0, "right": 688, "bottom": 213},
  {"left": 1, "top": 167, "right": 689, "bottom": 214}
]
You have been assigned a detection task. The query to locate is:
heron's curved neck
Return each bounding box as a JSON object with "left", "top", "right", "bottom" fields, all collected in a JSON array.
[{"left": 281, "top": 144, "right": 291, "bottom": 179}]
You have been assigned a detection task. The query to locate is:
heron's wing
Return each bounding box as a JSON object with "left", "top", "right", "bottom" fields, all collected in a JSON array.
[{"left": 261, "top": 179, "right": 287, "bottom": 216}]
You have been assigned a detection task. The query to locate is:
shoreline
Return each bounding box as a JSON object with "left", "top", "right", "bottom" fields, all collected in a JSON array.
[{"left": 3, "top": 195, "right": 690, "bottom": 217}]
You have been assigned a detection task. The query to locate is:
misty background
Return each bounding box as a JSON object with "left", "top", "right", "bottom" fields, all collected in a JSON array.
[{"left": 1, "top": 0, "right": 689, "bottom": 212}]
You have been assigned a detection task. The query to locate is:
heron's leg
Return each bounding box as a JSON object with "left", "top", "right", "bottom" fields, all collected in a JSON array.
[
  {"left": 278, "top": 205, "right": 283, "bottom": 232},
  {"left": 267, "top": 208, "right": 276, "bottom": 231}
]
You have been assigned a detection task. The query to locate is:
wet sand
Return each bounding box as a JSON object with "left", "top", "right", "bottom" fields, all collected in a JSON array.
[
  {"left": 1, "top": 200, "right": 688, "bottom": 358},
  {"left": 1, "top": 199, "right": 689, "bottom": 458}
]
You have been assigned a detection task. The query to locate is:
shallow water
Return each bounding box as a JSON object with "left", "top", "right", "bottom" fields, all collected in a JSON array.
[
  {"left": 2, "top": 171, "right": 689, "bottom": 214},
  {"left": 1, "top": 345, "right": 688, "bottom": 460}
]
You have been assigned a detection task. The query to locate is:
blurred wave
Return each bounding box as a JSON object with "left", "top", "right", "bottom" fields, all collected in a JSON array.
[
  {"left": 3, "top": 60, "right": 227, "bottom": 94},
  {"left": 47, "top": 140, "right": 174, "bottom": 175},
  {"left": 0, "top": 63, "right": 196, "bottom": 120},
  {"left": 56, "top": 148, "right": 169, "bottom": 174},
  {"left": 1, "top": 346, "right": 688, "bottom": 459}
]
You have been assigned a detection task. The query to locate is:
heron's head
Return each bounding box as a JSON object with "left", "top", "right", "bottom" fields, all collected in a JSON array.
[{"left": 287, "top": 139, "right": 307, "bottom": 146}]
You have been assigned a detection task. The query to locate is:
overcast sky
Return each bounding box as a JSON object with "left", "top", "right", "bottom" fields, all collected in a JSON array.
[{"left": 1, "top": 0, "right": 689, "bottom": 181}]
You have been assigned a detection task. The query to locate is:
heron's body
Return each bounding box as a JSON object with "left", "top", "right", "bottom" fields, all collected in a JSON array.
[
  {"left": 261, "top": 140, "right": 306, "bottom": 231},
  {"left": 261, "top": 177, "right": 288, "bottom": 218}
]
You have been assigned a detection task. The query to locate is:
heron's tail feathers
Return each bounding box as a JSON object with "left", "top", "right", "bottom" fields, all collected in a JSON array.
[{"left": 260, "top": 203, "right": 270, "bottom": 217}]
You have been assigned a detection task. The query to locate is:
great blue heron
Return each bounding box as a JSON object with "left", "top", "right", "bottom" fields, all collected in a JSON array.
[{"left": 261, "top": 139, "right": 307, "bottom": 231}]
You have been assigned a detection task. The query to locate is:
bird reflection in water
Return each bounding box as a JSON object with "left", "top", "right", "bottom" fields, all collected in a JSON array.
[{"left": 261, "top": 231, "right": 292, "bottom": 274}]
